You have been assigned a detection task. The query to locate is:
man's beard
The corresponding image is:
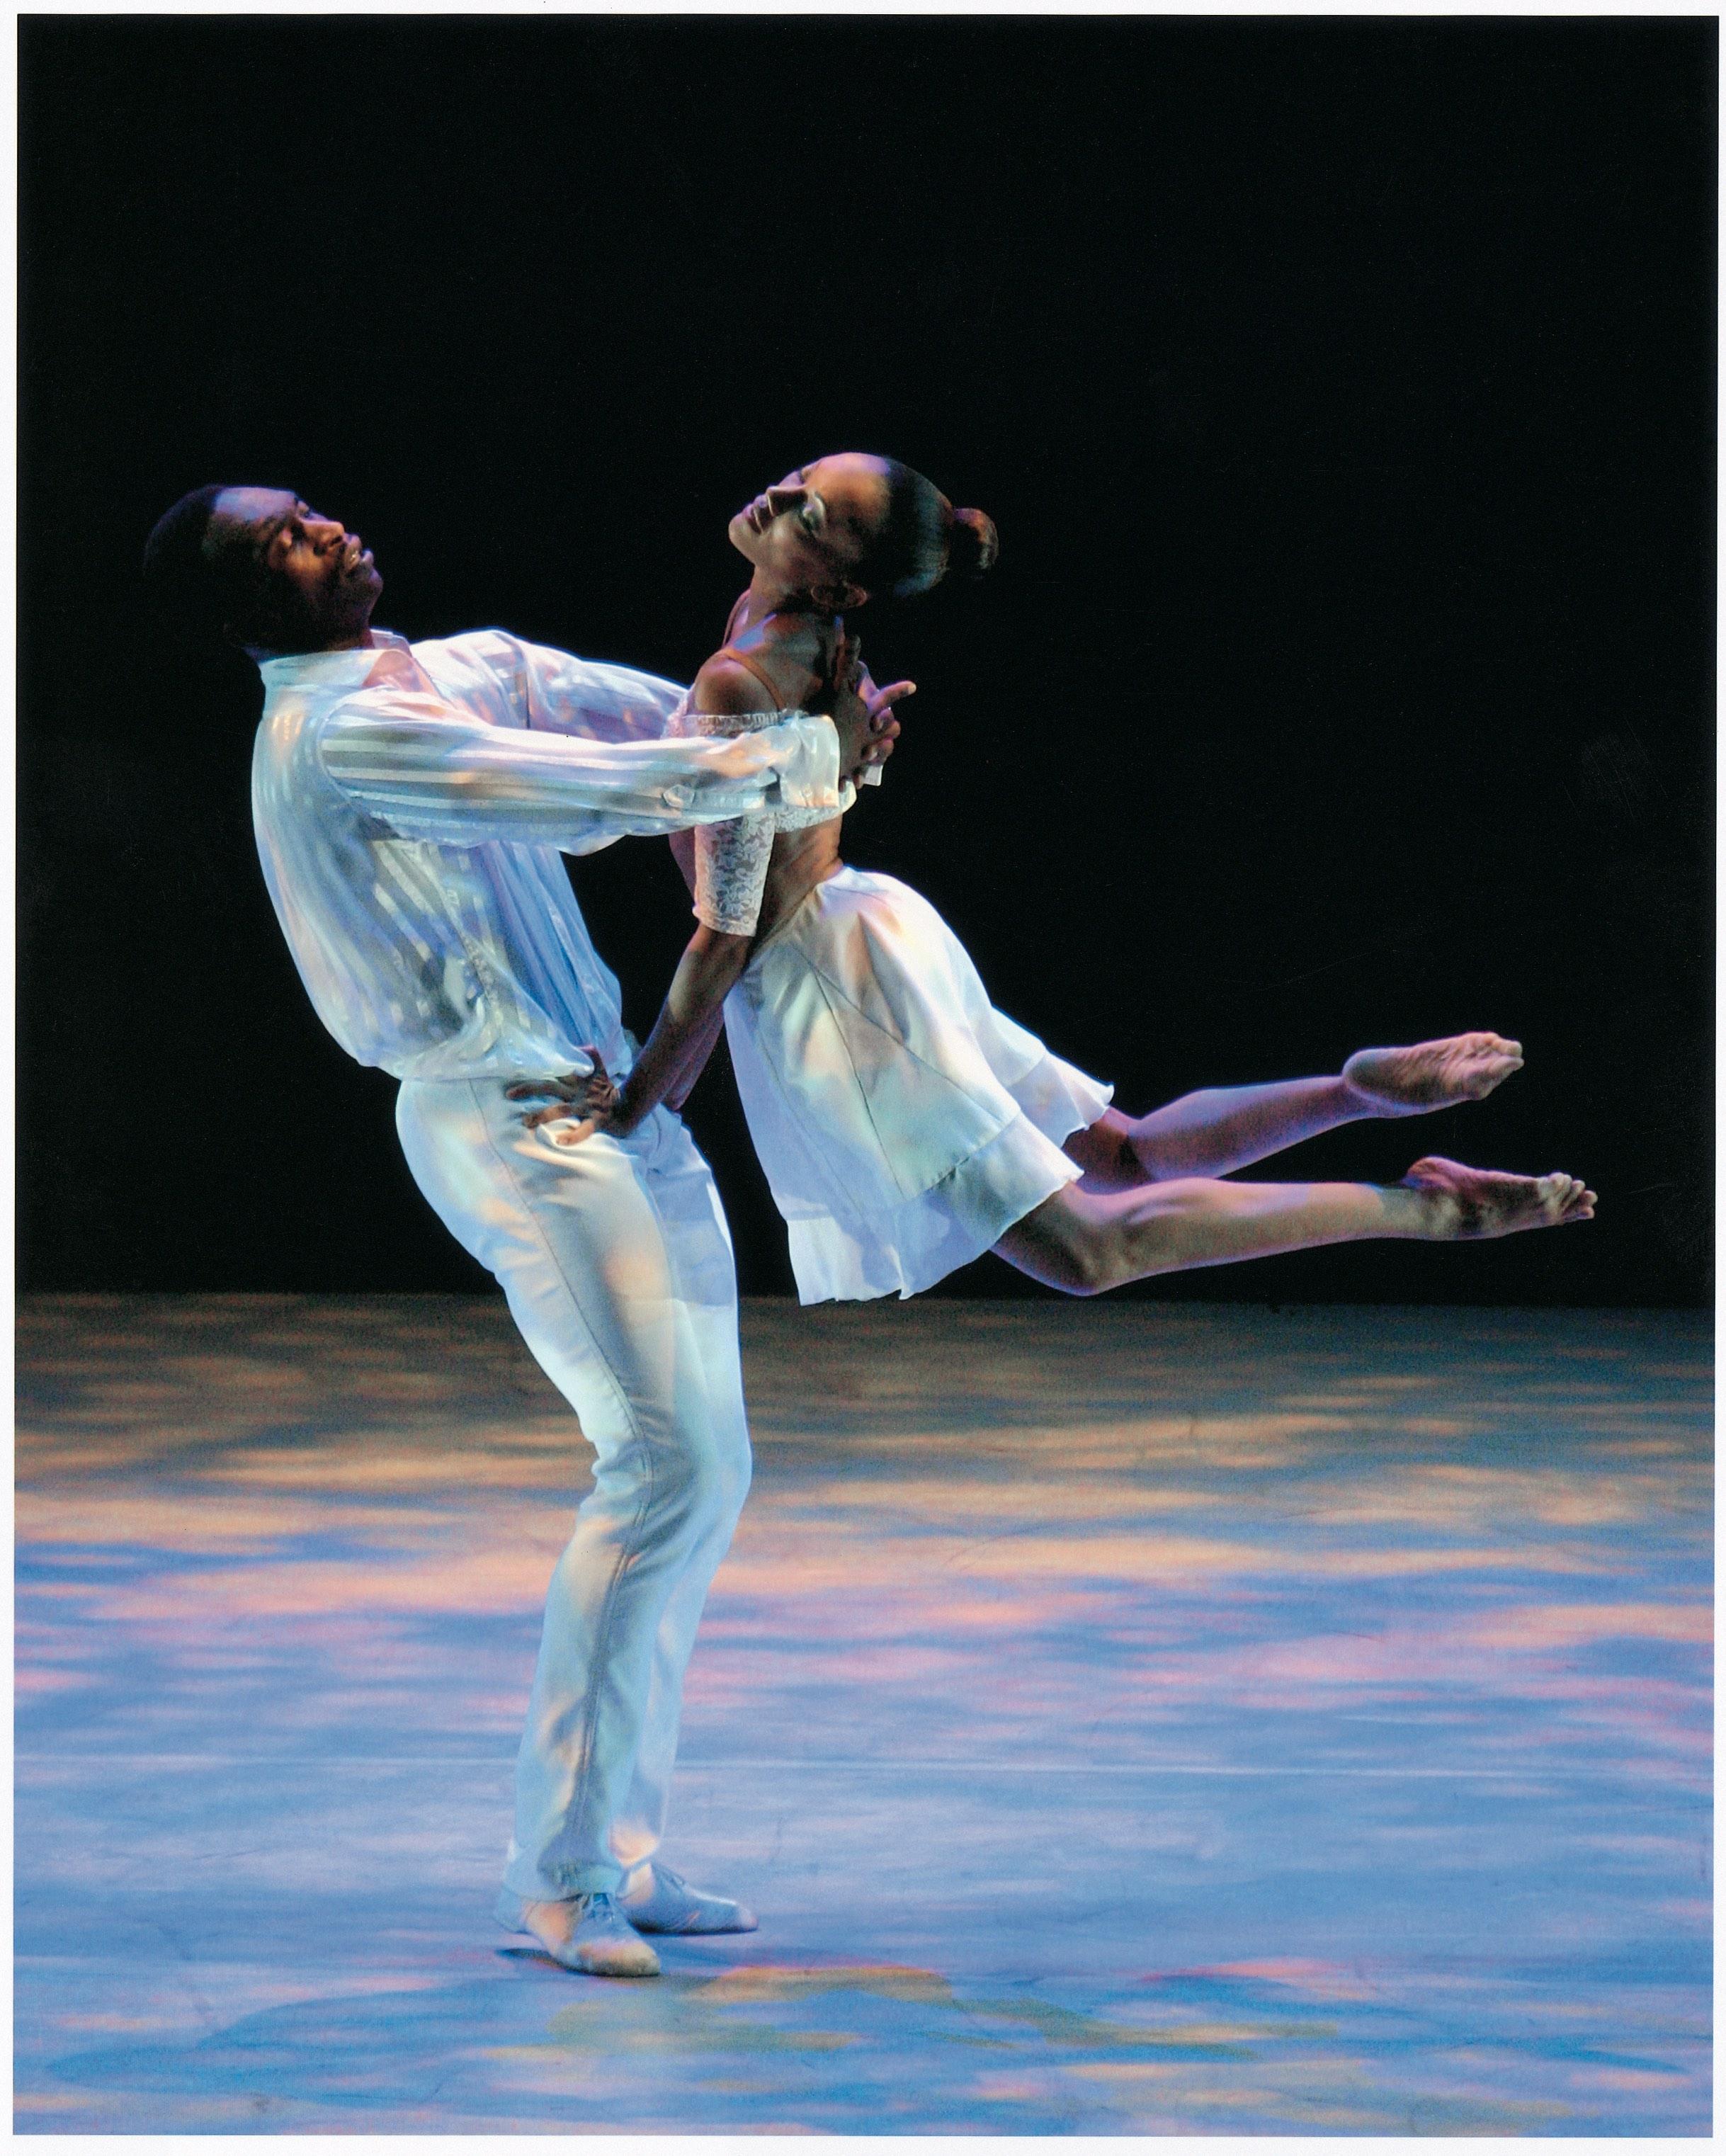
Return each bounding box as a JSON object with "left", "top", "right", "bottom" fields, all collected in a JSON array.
[{"left": 263, "top": 579, "right": 362, "bottom": 654}]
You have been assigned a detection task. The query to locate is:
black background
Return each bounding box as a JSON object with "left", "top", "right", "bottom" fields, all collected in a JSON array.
[{"left": 18, "top": 16, "right": 1715, "bottom": 1304}]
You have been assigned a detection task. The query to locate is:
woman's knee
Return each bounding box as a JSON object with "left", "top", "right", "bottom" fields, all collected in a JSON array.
[
  {"left": 996, "top": 1191, "right": 1123, "bottom": 1295},
  {"left": 1057, "top": 1241, "right": 1126, "bottom": 1296},
  {"left": 1019, "top": 1233, "right": 1111, "bottom": 1295}
]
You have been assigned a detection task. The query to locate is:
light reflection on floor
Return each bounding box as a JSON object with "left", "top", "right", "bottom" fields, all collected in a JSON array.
[{"left": 13, "top": 1294, "right": 1710, "bottom": 2133}]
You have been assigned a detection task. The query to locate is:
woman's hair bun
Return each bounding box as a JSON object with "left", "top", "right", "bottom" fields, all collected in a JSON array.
[{"left": 948, "top": 506, "right": 999, "bottom": 580}]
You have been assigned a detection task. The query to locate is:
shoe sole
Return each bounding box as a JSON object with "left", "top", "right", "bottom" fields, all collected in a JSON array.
[{"left": 625, "top": 1898, "right": 760, "bottom": 1936}]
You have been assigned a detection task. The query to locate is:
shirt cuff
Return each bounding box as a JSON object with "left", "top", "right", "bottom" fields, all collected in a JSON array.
[{"left": 766, "top": 713, "right": 843, "bottom": 812}]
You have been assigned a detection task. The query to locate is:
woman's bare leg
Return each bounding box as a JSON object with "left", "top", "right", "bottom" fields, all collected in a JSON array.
[
  {"left": 994, "top": 1154, "right": 1594, "bottom": 1295},
  {"left": 1064, "top": 1033, "right": 1526, "bottom": 1191}
]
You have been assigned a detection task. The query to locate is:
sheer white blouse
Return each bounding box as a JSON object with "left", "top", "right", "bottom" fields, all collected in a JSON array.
[{"left": 252, "top": 631, "right": 846, "bottom": 1082}]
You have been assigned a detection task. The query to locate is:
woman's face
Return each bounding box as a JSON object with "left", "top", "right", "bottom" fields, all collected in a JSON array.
[{"left": 728, "top": 453, "right": 892, "bottom": 601}]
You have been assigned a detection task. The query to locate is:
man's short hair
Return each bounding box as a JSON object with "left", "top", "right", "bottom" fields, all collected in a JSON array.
[{"left": 142, "top": 484, "right": 258, "bottom": 642}]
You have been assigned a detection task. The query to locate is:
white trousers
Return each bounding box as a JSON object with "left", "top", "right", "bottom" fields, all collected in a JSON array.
[{"left": 394, "top": 1078, "right": 751, "bottom": 1907}]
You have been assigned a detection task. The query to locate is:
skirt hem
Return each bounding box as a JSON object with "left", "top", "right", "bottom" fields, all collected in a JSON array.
[{"left": 787, "top": 1050, "right": 1114, "bottom": 1304}]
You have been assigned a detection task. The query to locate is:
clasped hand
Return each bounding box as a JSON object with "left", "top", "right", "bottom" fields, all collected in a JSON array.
[
  {"left": 824, "top": 630, "right": 914, "bottom": 783},
  {"left": 509, "top": 641, "right": 915, "bottom": 1151},
  {"left": 507, "top": 1053, "right": 621, "bottom": 1146}
]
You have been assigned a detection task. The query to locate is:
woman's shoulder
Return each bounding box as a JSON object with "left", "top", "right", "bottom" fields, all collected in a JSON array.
[{"left": 691, "top": 650, "right": 783, "bottom": 717}]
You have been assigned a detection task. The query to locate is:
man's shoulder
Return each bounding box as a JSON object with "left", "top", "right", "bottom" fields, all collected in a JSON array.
[
  {"left": 410, "top": 625, "right": 517, "bottom": 658},
  {"left": 409, "top": 626, "right": 540, "bottom": 677},
  {"left": 256, "top": 651, "right": 472, "bottom": 759}
]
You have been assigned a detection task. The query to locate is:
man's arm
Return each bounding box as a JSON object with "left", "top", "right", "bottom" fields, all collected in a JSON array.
[
  {"left": 470, "top": 631, "right": 689, "bottom": 745},
  {"left": 317, "top": 686, "right": 846, "bottom": 854},
  {"left": 410, "top": 629, "right": 686, "bottom": 744},
  {"left": 500, "top": 626, "right": 907, "bottom": 793}
]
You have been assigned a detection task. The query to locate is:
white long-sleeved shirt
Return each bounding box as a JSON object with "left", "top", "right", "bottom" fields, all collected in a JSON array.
[{"left": 251, "top": 628, "right": 846, "bottom": 1082}]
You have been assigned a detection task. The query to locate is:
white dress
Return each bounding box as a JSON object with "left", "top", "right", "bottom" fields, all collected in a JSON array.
[{"left": 665, "top": 702, "right": 1114, "bottom": 1303}]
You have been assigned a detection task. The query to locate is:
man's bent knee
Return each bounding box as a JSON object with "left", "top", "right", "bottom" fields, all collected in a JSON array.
[{"left": 642, "top": 1422, "right": 750, "bottom": 1545}]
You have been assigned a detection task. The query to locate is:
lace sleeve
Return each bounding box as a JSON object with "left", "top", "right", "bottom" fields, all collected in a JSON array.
[
  {"left": 692, "top": 815, "right": 775, "bottom": 936},
  {"left": 674, "top": 703, "right": 780, "bottom": 936}
]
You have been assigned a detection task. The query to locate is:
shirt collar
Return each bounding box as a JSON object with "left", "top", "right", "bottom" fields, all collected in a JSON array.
[{"left": 258, "top": 628, "right": 416, "bottom": 693}]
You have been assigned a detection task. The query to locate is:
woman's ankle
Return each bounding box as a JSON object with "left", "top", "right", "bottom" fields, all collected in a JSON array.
[{"left": 1382, "top": 1179, "right": 1455, "bottom": 1241}]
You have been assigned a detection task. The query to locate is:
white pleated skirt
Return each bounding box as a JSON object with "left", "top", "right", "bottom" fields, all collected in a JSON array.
[{"left": 722, "top": 867, "right": 1114, "bottom": 1303}]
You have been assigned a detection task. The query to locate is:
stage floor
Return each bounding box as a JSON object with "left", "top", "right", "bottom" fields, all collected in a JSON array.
[{"left": 14, "top": 1294, "right": 1711, "bottom": 2135}]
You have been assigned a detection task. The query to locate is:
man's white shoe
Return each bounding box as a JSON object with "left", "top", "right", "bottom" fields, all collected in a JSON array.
[
  {"left": 514, "top": 1892, "right": 661, "bottom": 1978},
  {"left": 618, "top": 1862, "right": 759, "bottom": 1936}
]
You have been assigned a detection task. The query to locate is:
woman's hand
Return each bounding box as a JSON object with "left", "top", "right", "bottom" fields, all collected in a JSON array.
[
  {"left": 827, "top": 630, "right": 914, "bottom": 783},
  {"left": 506, "top": 1053, "right": 620, "bottom": 1148},
  {"left": 603, "top": 1082, "right": 649, "bottom": 1140}
]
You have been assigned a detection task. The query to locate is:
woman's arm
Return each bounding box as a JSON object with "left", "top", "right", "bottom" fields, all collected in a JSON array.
[
  {"left": 664, "top": 1004, "right": 729, "bottom": 1113},
  {"left": 612, "top": 926, "right": 751, "bottom": 1133},
  {"left": 611, "top": 657, "right": 779, "bottom": 1133},
  {"left": 659, "top": 829, "right": 730, "bottom": 1113}
]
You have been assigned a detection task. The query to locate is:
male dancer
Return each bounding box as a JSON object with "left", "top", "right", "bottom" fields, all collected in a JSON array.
[{"left": 143, "top": 484, "right": 901, "bottom": 1979}]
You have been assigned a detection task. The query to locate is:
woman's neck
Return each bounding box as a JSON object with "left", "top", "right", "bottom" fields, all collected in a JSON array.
[
  {"left": 729, "top": 589, "right": 841, "bottom": 681},
  {"left": 734, "top": 574, "right": 832, "bottom": 628}
]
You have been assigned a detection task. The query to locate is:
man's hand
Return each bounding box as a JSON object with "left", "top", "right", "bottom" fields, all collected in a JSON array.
[
  {"left": 825, "top": 630, "right": 914, "bottom": 785},
  {"left": 506, "top": 1052, "right": 619, "bottom": 1148}
]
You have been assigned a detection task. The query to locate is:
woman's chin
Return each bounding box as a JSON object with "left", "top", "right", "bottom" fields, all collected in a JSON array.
[{"left": 726, "top": 515, "right": 756, "bottom": 559}]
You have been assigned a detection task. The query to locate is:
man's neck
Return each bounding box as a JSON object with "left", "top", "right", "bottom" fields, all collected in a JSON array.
[{"left": 248, "top": 627, "right": 379, "bottom": 664}]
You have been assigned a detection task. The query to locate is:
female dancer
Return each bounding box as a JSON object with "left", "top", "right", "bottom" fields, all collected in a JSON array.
[{"left": 515, "top": 453, "right": 1594, "bottom": 1300}]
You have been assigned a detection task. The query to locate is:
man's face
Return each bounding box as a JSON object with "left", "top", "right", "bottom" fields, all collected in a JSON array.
[{"left": 209, "top": 487, "right": 383, "bottom": 652}]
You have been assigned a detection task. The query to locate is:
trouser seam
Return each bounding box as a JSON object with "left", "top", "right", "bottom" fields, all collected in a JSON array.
[{"left": 466, "top": 1080, "right": 661, "bottom": 1890}]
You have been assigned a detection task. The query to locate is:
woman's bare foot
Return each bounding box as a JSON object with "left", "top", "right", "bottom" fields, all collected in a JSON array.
[
  {"left": 1401, "top": 1155, "right": 1596, "bottom": 1239},
  {"left": 1343, "top": 1033, "right": 1523, "bottom": 1116}
]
